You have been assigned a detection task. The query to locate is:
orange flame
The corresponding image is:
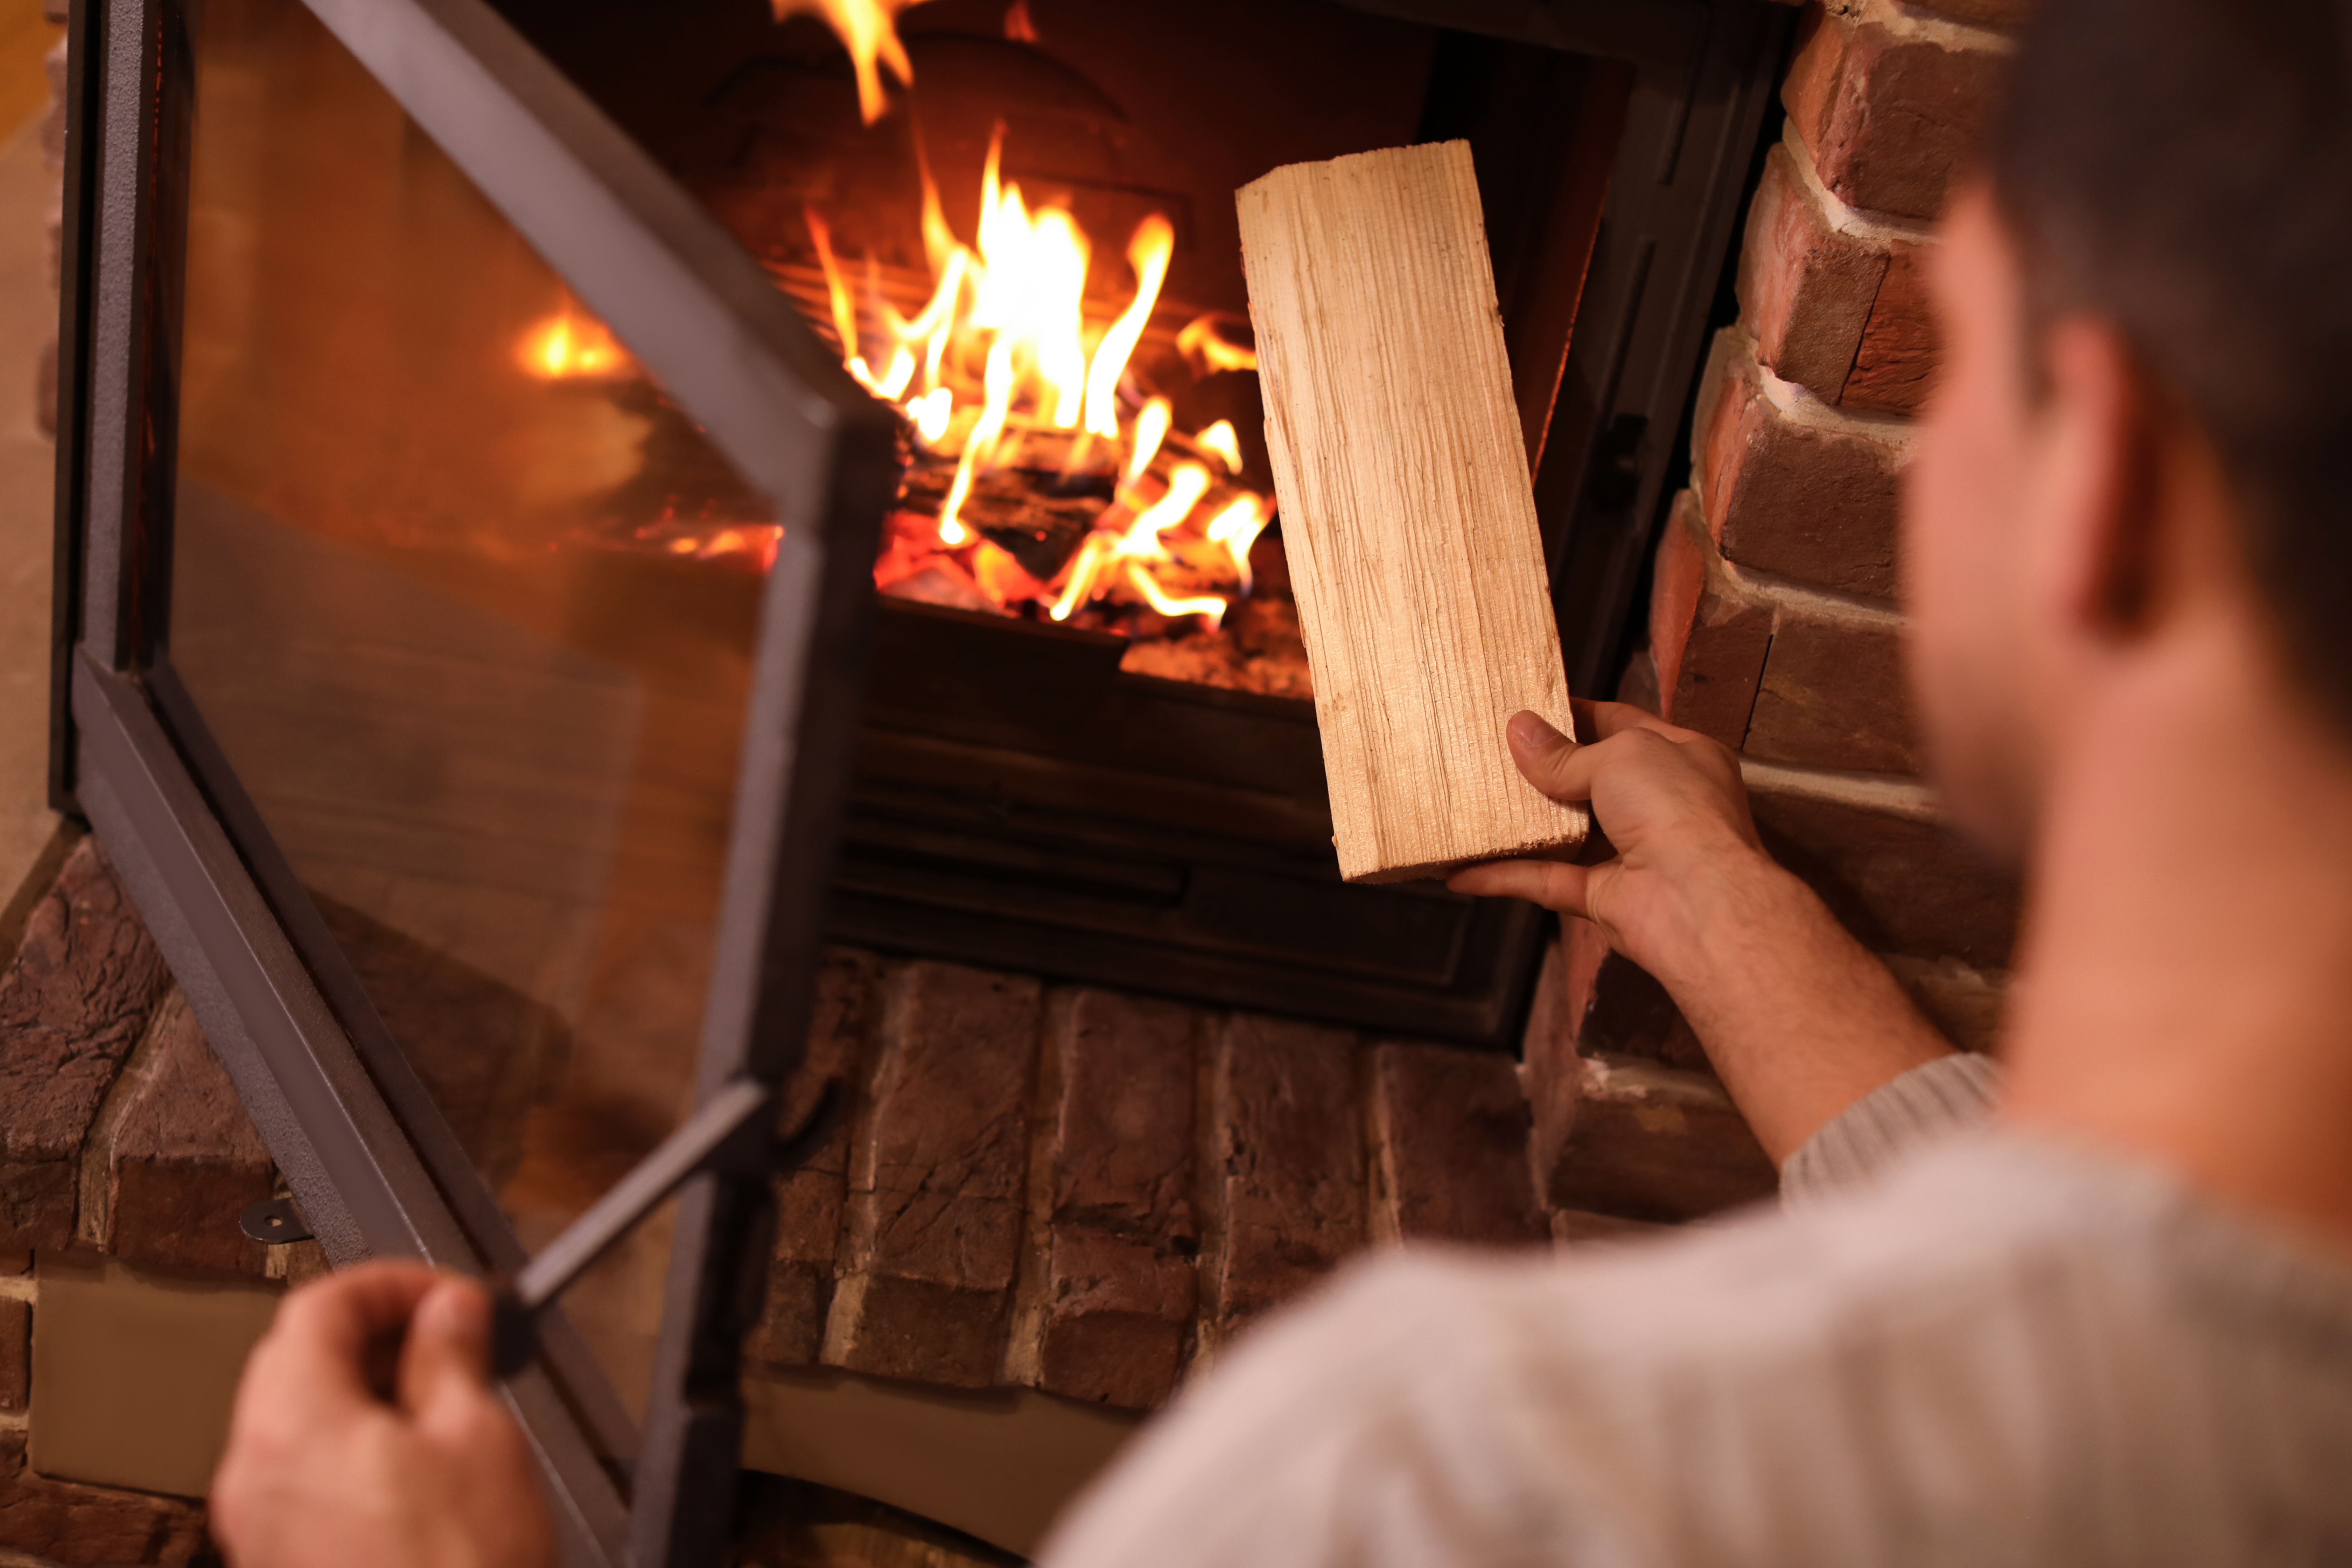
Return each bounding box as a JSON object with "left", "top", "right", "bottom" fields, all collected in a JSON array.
[
  {"left": 771, "top": 0, "right": 924, "bottom": 126},
  {"left": 1084, "top": 215, "right": 1172, "bottom": 438},
  {"left": 788, "top": 122, "right": 1280, "bottom": 630},
  {"left": 1196, "top": 419, "right": 1242, "bottom": 472},
  {"left": 1126, "top": 397, "right": 1172, "bottom": 484},
  {"left": 1205, "top": 495, "right": 1270, "bottom": 590},
  {"left": 1178, "top": 313, "right": 1259, "bottom": 375}
]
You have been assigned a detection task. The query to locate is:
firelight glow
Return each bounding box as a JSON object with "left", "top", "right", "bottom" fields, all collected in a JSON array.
[{"left": 518, "top": 312, "right": 627, "bottom": 380}]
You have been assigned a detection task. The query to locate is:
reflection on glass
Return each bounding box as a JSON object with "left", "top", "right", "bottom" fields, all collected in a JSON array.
[{"left": 170, "top": 0, "right": 777, "bottom": 1420}]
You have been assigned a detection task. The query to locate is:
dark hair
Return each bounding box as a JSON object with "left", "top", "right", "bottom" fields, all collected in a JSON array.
[{"left": 1989, "top": 1, "right": 2352, "bottom": 718}]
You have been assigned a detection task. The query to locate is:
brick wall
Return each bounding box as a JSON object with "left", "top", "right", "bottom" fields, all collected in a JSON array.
[
  {"left": 752, "top": 953, "right": 1580, "bottom": 1412},
  {"left": 1527, "top": 0, "right": 2023, "bottom": 1209},
  {"left": 0, "top": 836, "right": 273, "bottom": 1566}
]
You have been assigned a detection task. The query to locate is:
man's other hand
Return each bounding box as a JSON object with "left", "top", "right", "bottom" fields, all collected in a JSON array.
[
  {"left": 211, "top": 1262, "right": 555, "bottom": 1568},
  {"left": 1448, "top": 701, "right": 1777, "bottom": 985}
]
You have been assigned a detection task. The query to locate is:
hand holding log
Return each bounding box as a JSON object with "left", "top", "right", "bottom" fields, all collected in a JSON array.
[{"left": 1237, "top": 139, "right": 1589, "bottom": 883}]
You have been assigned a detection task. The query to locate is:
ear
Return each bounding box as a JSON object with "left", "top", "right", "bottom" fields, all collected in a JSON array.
[{"left": 2032, "top": 316, "right": 2164, "bottom": 642}]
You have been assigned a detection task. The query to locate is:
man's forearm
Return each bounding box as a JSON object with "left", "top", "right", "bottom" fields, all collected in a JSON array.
[{"left": 1644, "top": 852, "right": 1956, "bottom": 1164}]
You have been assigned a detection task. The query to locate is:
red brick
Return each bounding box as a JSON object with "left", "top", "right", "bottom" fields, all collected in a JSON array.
[
  {"left": 1737, "top": 143, "right": 1889, "bottom": 401},
  {"left": 97, "top": 990, "right": 274, "bottom": 1276},
  {"left": 1747, "top": 771, "right": 2020, "bottom": 967},
  {"left": 1695, "top": 330, "right": 1905, "bottom": 599},
  {"left": 1034, "top": 1229, "right": 1195, "bottom": 1411},
  {"left": 747, "top": 949, "right": 878, "bottom": 1370},
  {"left": 1784, "top": 4, "right": 2007, "bottom": 222},
  {"left": 1518, "top": 933, "right": 1579, "bottom": 1201},
  {"left": 0, "top": 1432, "right": 210, "bottom": 1565},
  {"left": 824, "top": 963, "right": 1038, "bottom": 1387},
  {"left": 1650, "top": 491, "right": 1772, "bottom": 749},
  {"left": 1367, "top": 1042, "right": 1544, "bottom": 1247},
  {"left": 0, "top": 841, "right": 171, "bottom": 1253},
  {"left": 1745, "top": 600, "right": 1922, "bottom": 775},
  {"left": 1559, "top": 915, "right": 1703, "bottom": 1072},
  {"left": 1549, "top": 1054, "right": 1777, "bottom": 1222},
  {"left": 1021, "top": 991, "right": 1199, "bottom": 1410},
  {"left": 1843, "top": 241, "right": 1939, "bottom": 415},
  {"left": 1048, "top": 993, "right": 1197, "bottom": 1241},
  {"left": 1552, "top": 1209, "right": 1670, "bottom": 1245},
  {"left": 1202, "top": 1015, "right": 1363, "bottom": 1343},
  {"left": 315, "top": 895, "right": 565, "bottom": 1194},
  {"left": 1615, "top": 646, "right": 1662, "bottom": 716},
  {"left": 0, "top": 1297, "right": 25, "bottom": 1412},
  {"left": 1884, "top": 954, "right": 2007, "bottom": 1054}
]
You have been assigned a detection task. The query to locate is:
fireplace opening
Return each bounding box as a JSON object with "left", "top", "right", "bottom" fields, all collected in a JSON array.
[{"left": 470, "top": 0, "right": 1634, "bottom": 1047}]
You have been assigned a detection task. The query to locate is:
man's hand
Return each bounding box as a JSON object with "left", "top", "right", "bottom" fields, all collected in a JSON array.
[
  {"left": 211, "top": 1263, "right": 555, "bottom": 1568},
  {"left": 1450, "top": 701, "right": 1955, "bottom": 1161},
  {"left": 1449, "top": 703, "right": 1776, "bottom": 985}
]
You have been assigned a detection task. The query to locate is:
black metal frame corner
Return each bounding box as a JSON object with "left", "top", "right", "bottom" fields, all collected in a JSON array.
[{"left": 49, "top": 0, "right": 899, "bottom": 1562}]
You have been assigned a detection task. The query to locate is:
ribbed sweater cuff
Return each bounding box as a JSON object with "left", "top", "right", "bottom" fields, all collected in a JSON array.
[{"left": 1781, "top": 1052, "right": 2003, "bottom": 1206}]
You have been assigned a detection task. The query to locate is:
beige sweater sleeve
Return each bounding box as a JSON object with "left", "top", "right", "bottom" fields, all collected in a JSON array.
[{"left": 1779, "top": 1052, "right": 2003, "bottom": 1205}]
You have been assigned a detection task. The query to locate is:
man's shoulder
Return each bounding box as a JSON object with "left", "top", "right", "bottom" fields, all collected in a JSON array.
[
  {"left": 1294, "top": 1129, "right": 2181, "bottom": 1405},
  {"left": 1044, "top": 1132, "right": 2352, "bottom": 1568}
]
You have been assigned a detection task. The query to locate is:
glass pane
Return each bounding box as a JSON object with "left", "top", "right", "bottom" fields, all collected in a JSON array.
[{"left": 170, "top": 0, "right": 777, "bottom": 1422}]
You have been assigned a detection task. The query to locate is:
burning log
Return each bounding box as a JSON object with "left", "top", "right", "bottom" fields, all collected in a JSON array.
[{"left": 1237, "top": 140, "right": 1588, "bottom": 883}]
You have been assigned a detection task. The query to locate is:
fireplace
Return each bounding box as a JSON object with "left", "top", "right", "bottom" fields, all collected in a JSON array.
[
  {"left": 47, "top": 0, "right": 1786, "bottom": 1561},
  {"left": 462, "top": 0, "right": 1767, "bottom": 1050}
]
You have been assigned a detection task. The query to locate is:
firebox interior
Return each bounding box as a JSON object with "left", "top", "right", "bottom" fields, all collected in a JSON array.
[{"left": 477, "top": 0, "right": 1631, "bottom": 1049}]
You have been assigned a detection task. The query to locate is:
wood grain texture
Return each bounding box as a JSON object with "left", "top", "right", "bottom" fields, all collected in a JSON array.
[{"left": 1236, "top": 140, "right": 1588, "bottom": 882}]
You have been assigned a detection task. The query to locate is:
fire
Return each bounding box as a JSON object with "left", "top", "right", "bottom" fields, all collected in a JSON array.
[
  {"left": 806, "top": 123, "right": 1279, "bottom": 631},
  {"left": 519, "top": 310, "right": 628, "bottom": 380},
  {"left": 511, "top": 4, "right": 1280, "bottom": 640},
  {"left": 769, "top": 0, "right": 927, "bottom": 125},
  {"left": 1177, "top": 314, "right": 1259, "bottom": 375}
]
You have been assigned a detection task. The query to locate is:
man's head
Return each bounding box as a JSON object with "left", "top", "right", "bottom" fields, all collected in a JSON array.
[{"left": 1904, "top": 0, "right": 2352, "bottom": 860}]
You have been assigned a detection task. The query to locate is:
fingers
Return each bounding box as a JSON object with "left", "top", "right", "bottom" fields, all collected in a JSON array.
[
  {"left": 1446, "top": 858, "right": 1592, "bottom": 920},
  {"left": 248, "top": 1261, "right": 440, "bottom": 1417},
  {"left": 399, "top": 1276, "right": 495, "bottom": 1424},
  {"left": 1568, "top": 698, "right": 1687, "bottom": 742},
  {"left": 1505, "top": 711, "right": 1594, "bottom": 804}
]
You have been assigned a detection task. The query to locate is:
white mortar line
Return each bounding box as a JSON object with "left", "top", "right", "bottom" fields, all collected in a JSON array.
[
  {"left": 1782, "top": 122, "right": 1936, "bottom": 249},
  {"left": 1873, "top": 0, "right": 2016, "bottom": 56},
  {"left": 1741, "top": 756, "right": 1946, "bottom": 823}
]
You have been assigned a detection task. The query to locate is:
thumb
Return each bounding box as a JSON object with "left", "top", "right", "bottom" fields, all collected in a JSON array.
[
  {"left": 1506, "top": 710, "right": 1588, "bottom": 802},
  {"left": 398, "top": 1276, "right": 493, "bottom": 1422}
]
